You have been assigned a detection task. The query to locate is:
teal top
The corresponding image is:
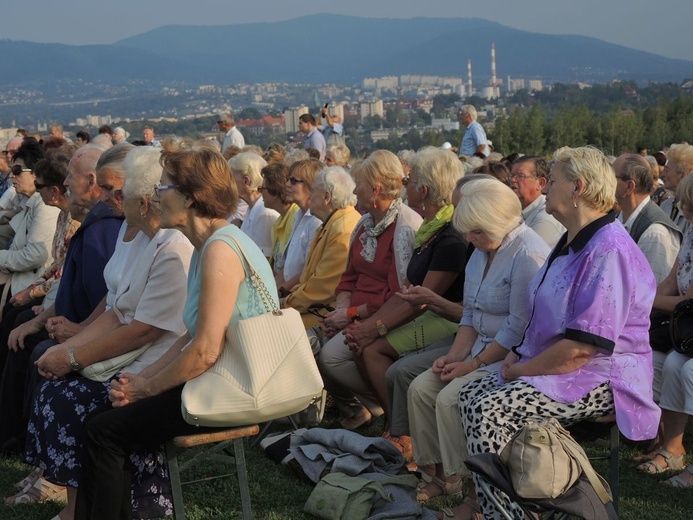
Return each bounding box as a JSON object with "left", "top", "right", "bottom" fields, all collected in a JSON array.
[{"left": 183, "top": 225, "right": 279, "bottom": 336}]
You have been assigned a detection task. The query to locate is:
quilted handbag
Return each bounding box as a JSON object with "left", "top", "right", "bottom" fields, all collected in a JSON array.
[{"left": 181, "top": 235, "right": 324, "bottom": 427}]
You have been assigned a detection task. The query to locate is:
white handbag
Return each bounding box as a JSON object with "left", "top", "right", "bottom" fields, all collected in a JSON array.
[{"left": 181, "top": 235, "right": 324, "bottom": 427}]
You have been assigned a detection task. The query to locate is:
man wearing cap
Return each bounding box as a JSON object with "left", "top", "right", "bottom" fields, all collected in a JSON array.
[{"left": 218, "top": 113, "right": 245, "bottom": 152}]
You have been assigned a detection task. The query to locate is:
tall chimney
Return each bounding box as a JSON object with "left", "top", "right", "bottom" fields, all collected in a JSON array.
[
  {"left": 491, "top": 42, "right": 497, "bottom": 98},
  {"left": 467, "top": 59, "right": 473, "bottom": 96}
]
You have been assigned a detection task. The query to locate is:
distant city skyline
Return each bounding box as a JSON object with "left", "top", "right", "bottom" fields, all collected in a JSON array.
[{"left": 4, "top": 1, "right": 693, "bottom": 62}]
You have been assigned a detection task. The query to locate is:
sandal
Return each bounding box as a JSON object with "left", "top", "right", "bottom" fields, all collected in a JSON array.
[
  {"left": 438, "top": 496, "right": 482, "bottom": 520},
  {"left": 663, "top": 465, "right": 693, "bottom": 488},
  {"left": 417, "top": 474, "right": 464, "bottom": 501},
  {"left": 4, "top": 478, "right": 67, "bottom": 505},
  {"left": 636, "top": 449, "right": 685, "bottom": 474},
  {"left": 13, "top": 467, "right": 42, "bottom": 491}
]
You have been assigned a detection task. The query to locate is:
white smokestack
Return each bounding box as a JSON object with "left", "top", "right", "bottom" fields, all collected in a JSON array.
[{"left": 467, "top": 59, "right": 473, "bottom": 96}]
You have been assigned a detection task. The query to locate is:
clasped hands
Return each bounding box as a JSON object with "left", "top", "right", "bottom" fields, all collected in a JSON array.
[{"left": 108, "top": 373, "right": 148, "bottom": 408}]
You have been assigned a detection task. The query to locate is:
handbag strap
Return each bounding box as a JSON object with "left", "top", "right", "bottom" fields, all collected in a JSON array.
[
  {"left": 556, "top": 429, "right": 613, "bottom": 505},
  {"left": 216, "top": 231, "right": 278, "bottom": 314}
]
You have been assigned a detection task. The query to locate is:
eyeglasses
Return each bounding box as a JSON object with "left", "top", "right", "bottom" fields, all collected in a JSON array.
[
  {"left": 615, "top": 176, "right": 631, "bottom": 182},
  {"left": 287, "top": 177, "right": 305, "bottom": 185},
  {"left": 508, "top": 173, "right": 537, "bottom": 181},
  {"left": 34, "top": 181, "right": 48, "bottom": 190},
  {"left": 10, "top": 165, "right": 32, "bottom": 176},
  {"left": 154, "top": 183, "right": 177, "bottom": 196}
]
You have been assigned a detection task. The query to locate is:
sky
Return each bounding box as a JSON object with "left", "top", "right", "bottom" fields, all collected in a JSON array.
[{"left": 5, "top": 0, "right": 693, "bottom": 62}]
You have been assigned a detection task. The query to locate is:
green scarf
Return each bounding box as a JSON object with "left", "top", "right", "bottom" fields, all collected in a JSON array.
[{"left": 414, "top": 204, "right": 454, "bottom": 249}]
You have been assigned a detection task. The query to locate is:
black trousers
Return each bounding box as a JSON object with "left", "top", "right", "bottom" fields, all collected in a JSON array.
[{"left": 75, "top": 384, "right": 226, "bottom": 520}]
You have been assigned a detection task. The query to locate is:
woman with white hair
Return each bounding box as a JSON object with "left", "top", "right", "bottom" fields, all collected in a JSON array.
[
  {"left": 325, "top": 144, "right": 351, "bottom": 169},
  {"left": 112, "top": 127, "right": 129, "bottom": 144},
  {"left": 282, "top": 166, "right": 361, "bottom": 328},
  {"left": 408, "top": 178, "right": 549, "bottom": 505},
  {"left": 15, "top": 147, "right": 193, "bottom": 519},
  {"left": 229, "top": 152, "right": 279, "bottom": 257},
  {"left": 456, "top": 147, "right": 659, "bottom": 519}
]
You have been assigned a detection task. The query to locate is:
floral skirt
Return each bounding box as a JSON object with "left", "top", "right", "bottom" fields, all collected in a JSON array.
[{"left": 25, "top": 375, "right": 173, "bottom": 518}]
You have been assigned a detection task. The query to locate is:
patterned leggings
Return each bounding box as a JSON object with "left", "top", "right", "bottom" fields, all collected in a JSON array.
[{"left": 459, "top": 375, "right": 614, "bottom": 520}]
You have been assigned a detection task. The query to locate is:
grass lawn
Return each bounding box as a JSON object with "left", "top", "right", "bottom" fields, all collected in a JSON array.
[{"left": 1, "top": 415, "right": 692, "bottom": 519}]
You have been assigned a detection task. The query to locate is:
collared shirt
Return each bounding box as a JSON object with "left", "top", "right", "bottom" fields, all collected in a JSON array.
[
  {"left": 283, "top": 208, "right": 321, "bottom": 281},
  {"left": 222, "top": 126, "right": 245, "bottom": 151},
  {"left": 521, "top": 195, "right": 565, "bottom": 249},
  {"left": 459, "top": 121, "right": 489, "bottom": 157},
  {"left": 619, "top": 197, "right": 680, "bottom": 283},
  {"left": 461, "top": 223, "right": 549, "bottom": 374},
  {"left": 303, "top": 128, "right": 327, "bottom": 161},
  {"left": 239, "top": 197, "right": 279, "bottom": 257},
  {"left": 516, "top": 212, "right": 660, "bottom": 441}
]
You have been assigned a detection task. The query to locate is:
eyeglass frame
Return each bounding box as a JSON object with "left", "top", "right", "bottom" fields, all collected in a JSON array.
[
  {"left": 154, "top": 183, "right": 177, "bottom": 196},
  {"left": 10, "top": 165, "right": 32, "bottom": 176},
  {"left": 286, "top": 176, "right": 305, "bottom": 185}
]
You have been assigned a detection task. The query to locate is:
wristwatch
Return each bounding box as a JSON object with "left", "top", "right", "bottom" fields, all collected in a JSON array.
[
  {"left": 474, "top": 356, "right": 487, "bottom": 369},
  {"left": 69, "top": 349, "right": 83, "bottom": 372},
  {"left": 376, "top": 319, "right": 388, "bottom": 337}
]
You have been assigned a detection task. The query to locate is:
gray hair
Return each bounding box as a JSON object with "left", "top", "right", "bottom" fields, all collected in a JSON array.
[
  {"left": 95, "top": 143, "right": 135, "bottom": 176},
  {"left": 327, "top": 144, "right": 351, "bottom": 167},
  {"left": 122, "top": 147, "right": 163, "bottom": 199},
  {"left": 284, "top": 148, "right": 310, "bottom": 167},
  {"left": 229, "top": 152, "right": 267, "bottom": 191},
  {"left": 218, "top": 113, "right": 235, "bottom": 125},
  {"left": 410, "top": 146, "right": 464, "bottom": 206},
  {"left": 463, "top": 156, "right": 484, "bottom": 174},
  {"left": 460, "top": 105, "right": 478, "bottom": 121},
  {"left": 113, "top": 127, "right": 129, "bottom": 139},
  {"left": 91, "top": 134, "right": 113, "bottom": 149},
  {"left": 616, "top": 154, "right": 654, "bottom": 194},
  {"left": 553, "top": 146, "right": 616, "bottom": 213},
  {"left": 396, "top": 149, "right": 415, "bottom": 166},
  {"left": 242, "top": 144, "right": 264, "bottom": 156},
  {"left": 316, "top": 166, "right": 357, "bottom": 209},
  {"left": 453, "top": 178, "right": 522, "bottom": 242}
]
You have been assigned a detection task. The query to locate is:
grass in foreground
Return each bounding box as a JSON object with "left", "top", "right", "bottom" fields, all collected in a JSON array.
[{"left": 1, "top": 416, "right": 692, "bottom": 519}]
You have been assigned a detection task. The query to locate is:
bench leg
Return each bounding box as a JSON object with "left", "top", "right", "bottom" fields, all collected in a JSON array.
[
  {"left": 165, "top": 441, "right": 186, "bottom": 520},
  {"left": 234, "top": 438, "right": 253, "bottom": 520}
]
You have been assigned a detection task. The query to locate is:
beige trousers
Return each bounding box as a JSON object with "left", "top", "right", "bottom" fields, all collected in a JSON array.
[{"left": 407, "top": 359, "right": 490, "bottom": 477}]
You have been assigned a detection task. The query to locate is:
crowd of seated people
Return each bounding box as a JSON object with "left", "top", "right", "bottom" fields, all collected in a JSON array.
[{"left": 0, "top": 121, "right": 689, "bottom": 520}]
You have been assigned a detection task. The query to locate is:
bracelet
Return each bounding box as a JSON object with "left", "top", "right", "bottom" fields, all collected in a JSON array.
[
  {"left": 376, "top": 319, "right": 388, "bottom": 337},
  {"left": 347, "top": 306, "right": 360, "bottom": 322}
]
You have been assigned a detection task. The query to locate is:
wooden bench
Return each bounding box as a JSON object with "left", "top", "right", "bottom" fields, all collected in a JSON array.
[{"left": 163, "top": 424, "right": 260, "bottom": 520}]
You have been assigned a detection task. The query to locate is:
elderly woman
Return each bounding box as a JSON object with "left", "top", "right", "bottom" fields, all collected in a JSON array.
[
  {"left": 635, "top": 173, "right": 693, "bottom": 484},
  {"left": 0, "top": 155, "right": 80, "bottom": 371},
  {"left": 276, "top": 159, "right": 322, "bottom": 297},
  {"left": 1, "top": 140, "right": 61, "bottom": 301},
  {"left": 9, "top": 147, "right": 194, "bottom": 519},
  {"left": 229, "top": 151, "right": 278, "bottom": 257},
  {"left": 456, "top": 146, "right": 660, "bottom": 520},
  {"left": 317, "top": 150, "right": 422, "bottom": 429},
  {"left": 406, "top": 178, "right": 548, "bottom": 504},
  {"left": 325, "top": 144, "right": 351, "bottom": 169},
  {"left": 282, "top": 166, "right": 361, "bottom": 328},
  {"left": 660, "top": 143, "right": 693, "bottom": 233},
  {"left": 346, "top": 147, "right": 467, "bottom": 439},
  {"left": 260, "top": 163, "right": 299, "bottom": 276},
  {"left": 73, "top": 140, "right": 277, "bottom": 520}
]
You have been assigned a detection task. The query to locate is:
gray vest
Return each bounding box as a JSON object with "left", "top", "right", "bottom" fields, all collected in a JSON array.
[{"left": 629, "top": 199, "right": 682, "bottom": 244}]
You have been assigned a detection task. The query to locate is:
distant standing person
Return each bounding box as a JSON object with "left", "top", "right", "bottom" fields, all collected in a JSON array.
[
  {"left": 319, "top": 106, "right": 345, "bottom": 146},
  {"left": 299, "top": 114, "right": 326, "bottom": 161},
  {"left": 75, "top": 131, "right": 90, "bottom": 148},
  {"left": 458, "top": 105, "right": 489, "bottom": 158},
  {"left": 142, "top": 126, "right": 161, "bottom": 147},
  {"left": 218, "top": 113, "right": 245, "bottom": 152}
]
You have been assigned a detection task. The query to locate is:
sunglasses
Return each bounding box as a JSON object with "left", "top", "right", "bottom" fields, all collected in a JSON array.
[
  {"left": 34, "top": 181, "right": 49, "bottom": 190},
  {"left": 307, "top": 304, "right": 335, "bottom": 319},
  {"left": 10, "top": 165, "right": 32, "bottom": 176},
  {"left": 287, "top": 177, "right": 305, "bottom": 185}
]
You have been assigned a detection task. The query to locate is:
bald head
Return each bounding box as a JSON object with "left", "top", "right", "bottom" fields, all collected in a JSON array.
[{"left": 65, "top": 144, "right": 106, "bottom": 217}]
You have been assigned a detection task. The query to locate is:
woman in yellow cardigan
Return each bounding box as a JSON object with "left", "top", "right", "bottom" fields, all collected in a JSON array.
[{"left": 282, "top": 166, "right": 361, "bottom": 328}]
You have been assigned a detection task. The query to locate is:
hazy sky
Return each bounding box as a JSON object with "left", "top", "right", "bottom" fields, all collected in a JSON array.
[{"left": 6, "top": 0, "right": 693, "bottom": 61}]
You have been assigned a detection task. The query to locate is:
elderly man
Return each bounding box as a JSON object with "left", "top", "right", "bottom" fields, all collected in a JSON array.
[
  {"left": 508, "top": 156, "right": 565, "bottom": 248},
  {"left": 142, "top": 126, "right": 161, "bottom": 147},
  {"left": 458, "top": 105, "right": 489, "bottom": 157},
  {"left": 218, "top": 113, "right": 245, "bottom": 152},
  {"left": 614, "top": 153, "right": 681, "bottom": 284},
  {"left": 49, "top": 123, "right": 67, "bottom": 140},
  {"left": 299, "top": 114, "right": 326, "bottom": 161},
  {"left": 0, "top": 144, "right": 123, "bottom": 455},
  {"left": 319, "top": 107, "right": 345, "bottom": 146},
  {"left": 660, "top": 143, "right": 693, "bottom": 233}
]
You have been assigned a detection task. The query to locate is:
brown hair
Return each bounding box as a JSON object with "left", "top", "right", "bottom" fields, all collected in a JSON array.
[
  {"left": 288, "top": 159, "right": 323, "bottom": 188},
  {"left": 261, "top": 163, "right": 290, "bottom": 204},
  {"left": 161, "top": 138, "right": 238, "bottom": 218}
]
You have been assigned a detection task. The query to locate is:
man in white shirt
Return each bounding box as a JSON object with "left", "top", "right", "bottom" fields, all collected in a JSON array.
[
  {"left": 218, "top": 113, "right": 245, "bottom": 152},
  {"left": 508, "top": 156, "right": 565, "bottom": 248},
  {"left": 614, "top": 153, "right": 681, "bottom": 284}
]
